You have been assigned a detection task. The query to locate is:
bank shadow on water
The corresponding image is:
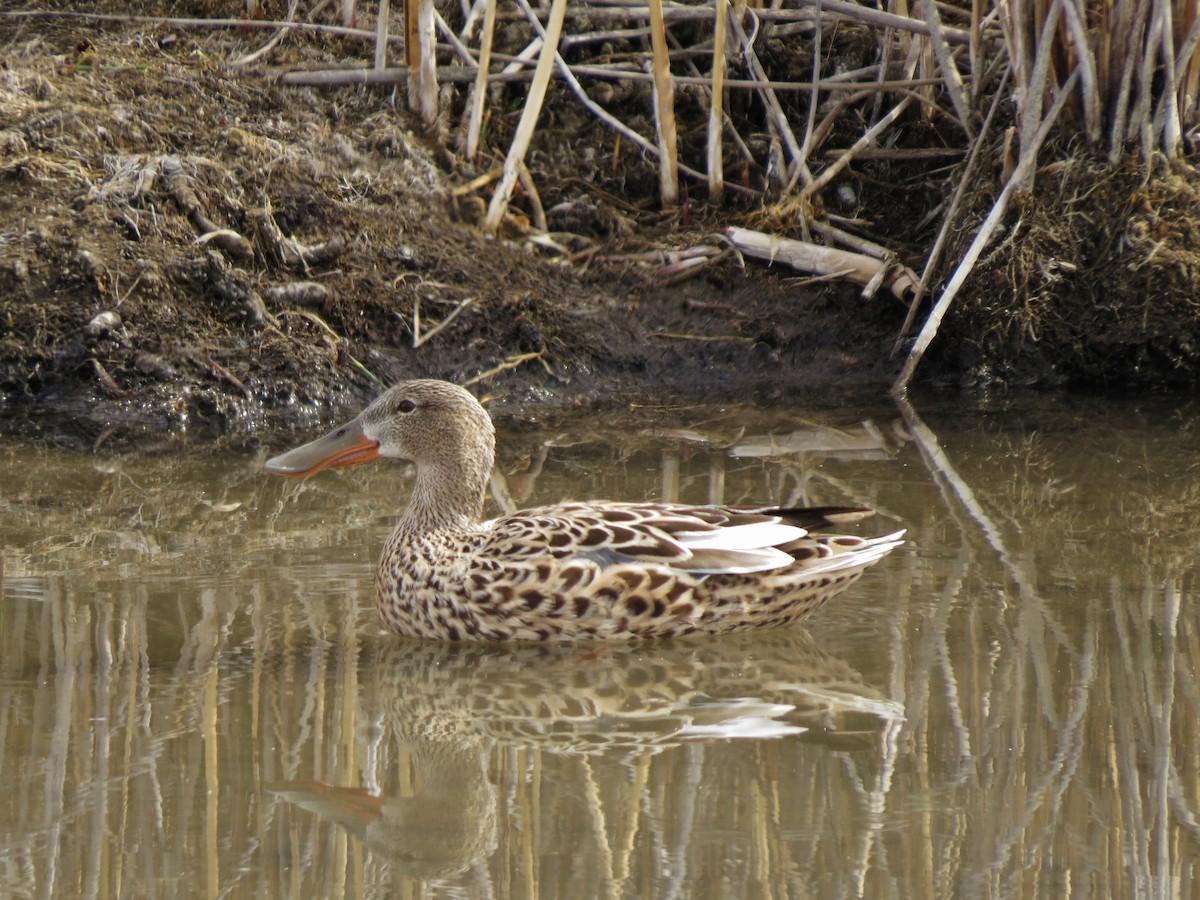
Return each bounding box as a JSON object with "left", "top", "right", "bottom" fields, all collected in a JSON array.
[{"left": 0, "top": 392, "right": 1198, "bottom": 896}]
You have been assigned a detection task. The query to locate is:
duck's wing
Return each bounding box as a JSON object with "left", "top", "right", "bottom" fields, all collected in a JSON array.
[{"left": 477, "top": 502, "right": 840, "bottom": 575}]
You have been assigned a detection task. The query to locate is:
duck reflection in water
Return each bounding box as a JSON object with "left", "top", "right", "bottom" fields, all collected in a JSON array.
[{"left": 269, "top": 629, "right": 903, "bottom": 877}]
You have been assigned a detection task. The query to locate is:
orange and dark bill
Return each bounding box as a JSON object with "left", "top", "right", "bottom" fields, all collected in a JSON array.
[{"left": 263, "top": 415, "right": 380, "bottom": 478}]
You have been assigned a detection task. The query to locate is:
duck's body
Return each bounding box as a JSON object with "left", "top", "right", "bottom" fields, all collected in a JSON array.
[{"left": 265, "top": 380, "right": 903, "bottom": 641}]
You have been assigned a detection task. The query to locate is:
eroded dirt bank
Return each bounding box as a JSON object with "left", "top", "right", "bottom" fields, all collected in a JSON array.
[
  {"left": 5, "top": 7, "right": 1200, "bottom": 450},
  {"left": 1, "top": 9, "right": 915, "bottom": 448}
]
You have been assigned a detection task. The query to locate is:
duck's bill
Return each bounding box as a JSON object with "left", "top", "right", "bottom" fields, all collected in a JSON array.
[{"left": 264, "top": 416, "right": 380, "bottom": 477}]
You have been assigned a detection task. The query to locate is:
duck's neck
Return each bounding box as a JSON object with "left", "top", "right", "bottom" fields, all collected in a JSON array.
[{"left": 398, "top": 452, "right": 491, "bottom": 534}]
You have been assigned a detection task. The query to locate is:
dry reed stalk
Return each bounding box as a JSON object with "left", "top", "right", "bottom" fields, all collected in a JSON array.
[
  {"left": 1, "top": 8, "right": 381, "bottom": 41},
  {"left": 483, "top": 0, "right": 568, "bottom": 233},
  {"left": 465, "top": 0, "right": 497, "bottom": 159},
  {"left": 232, "top": 0, "right": 301, "bottom": 66},
  {"left": 773, "top": 0, "right": 972, "bottom": 43},
  {"left": 498, "top": 0, "right": 970, "bottom": 44},
  {"left": 375, "top": 0, "right": 390, "bottom": 70},
  {"left": 893, "top": 68, "right": 1082, "bottom": 395},
  {"left": 707, "top": 0, "right": 729, "bottom": 199},
  {"left": 1152, "top": 0, "right": 1182, "bottom": 154},
  {"left": 435, "top": 10, "right": 481, "bottom": 66},
  {"left": 1058, "top": 0, "right": 1100, "bottom": 141},
  {"left": 919, "top": 0, "right": 972, "bottom": 134},
  {"left": 1131, "top": 0, "right": 1164, "bottom": 157},
  {"left": 662, "top": 27, "right": 759, "bottom": 177},
  {"left": 893, "top": 69, "right": 1010, "bottom": 355},
  {"left": 727, "top": 11, "right": 805, "bottom": 186},
  {"left": 1174, "top": 12, "right": 1200, "bottom": 131},
  {"left": 970, "top": 0, "right": 984, "bottom": 98},
  {"left": 410, "top": 295, "right": 477, "bottom": 347},
  {"left": 1107, "top": 0, "right": 1146, "bottom": 159},
  {"left": 790, "top": 0, "right": 821, "bottom": 195},
  {"left": 406, "top": 0, "right": 438, "bottom": 125},
  {"left": 496, "top": 62, "right": 950, "bottom": 93},
  {"left": 1014, "top": 0, "right": 1065, "bottom": 188},
  {"left": 727, "top": 226, "right": 918, "bottom": 300},
  {"left": 463, "top": 350, "right": 547, "bottom": 384},
  {"left": 647, "top": 0, "right": 680, "bottom": 207},
  {"left": 801, "top": 95, "right": 915, "bottom": 202},
  {"left": 517, "top": 162, "right": 547, "bottom": 231},
  {"left": 508, "top": 0, "right": 720, "bottom": 188}
]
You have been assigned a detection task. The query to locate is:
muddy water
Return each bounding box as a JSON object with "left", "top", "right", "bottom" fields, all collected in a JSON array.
[{"left": 1, "top": 393, "right": 1198, "bottom": 898}]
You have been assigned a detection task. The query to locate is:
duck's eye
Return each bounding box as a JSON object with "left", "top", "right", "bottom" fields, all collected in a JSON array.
[{"left": 397, "top": 399, "right": 417, "bottom": 413}]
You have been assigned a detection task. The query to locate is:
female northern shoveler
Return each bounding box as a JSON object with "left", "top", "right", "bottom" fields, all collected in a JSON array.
[{"left": 264, "top": 379, "right": 903, "bottom": 641}]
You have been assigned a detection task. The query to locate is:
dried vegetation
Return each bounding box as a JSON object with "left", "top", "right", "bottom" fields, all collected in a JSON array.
[{"left": 3, "top": 0, "right": 1200, "bottom": 443}]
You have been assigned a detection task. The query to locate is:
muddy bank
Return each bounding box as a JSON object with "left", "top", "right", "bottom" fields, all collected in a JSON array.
[
  {"left": 5, "top": 8, "right": 1199, "bottom": 450},
  {"left": 1, "top": 9, "right": 917, "bottom": 448}
]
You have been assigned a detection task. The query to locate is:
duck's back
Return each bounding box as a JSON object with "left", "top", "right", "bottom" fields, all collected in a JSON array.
[{"left": 375, "top": 502, "right": 903, "bottom": 641}]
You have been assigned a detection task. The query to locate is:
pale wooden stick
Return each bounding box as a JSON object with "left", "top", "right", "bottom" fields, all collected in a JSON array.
[
  {"left": 806, "top": 220, "right": 891, "bottom": 259},
  {"left": 563, "top": 27, "right": 654, "bottom": 47},
  {"left": 1152, "top": 0, "right": 1181, "bottom": 154},
  {"left": 516, "top": 1, "right": 972, "bottom": 43},
  {"left": 970, "top": 0, "right": 983, "bottom": 99},
  {"left": 801, "top": 96, "right": 914, "bottom": 201},
  {"left": 892, "top": 68, "right": 1009, "bottom": 354},
  {"left": 726, "top": 226, "right": 918, "bottom": 301},
  {"left": 484, "top": 0, "right": 568, "bottom": 233},
  {"left": 919, "top": 0, "right": 972, "bottom": 134},
  {"left": 647, "top": 0, "right": 680, "bottom": 206},
  {"left": 664, "top": 26, "right": 758, "bottom": 173},
  {"left": 1057, "top": 0, "right": 1100, "bottom": 142},
  {"left": 500, "top": 36, "right": 543, "bottom": 76},
  {"left": 892, "top": 68, "right": 1081, "bottom": 395},
  {"left": 464, "top": 351, "right": 546, "bottom": 385},
  {"left": 411, "top": 296, "right": 477, "bottom": 348},
  {"left": 232, "top": 0, "right": 300, "bottom": 66},
  {"left": 1129, "top": 0, "right": 1165, "bottom": 158},
  {"left": 789, "top": 0, "right": 821, "bottom": 194},
  {"left": 434, "top": 9, "right": 479, "bottom": 65},
  {"left": 793, "top": 0, "right": 971, "bottom": 44},
  {"left": 282, "top": 56, "right": 950, "bottom": 93},
  {"left": 1172, "top": 11, "right": 1200, "bottom": 88},
  {"left": 460, "top": 0, "right": 486, "bottom": 41},
  {"left": 406, "top": 0, "right": 438, "bottom": 125},
  {"left": 508, "top": 0, "right": 717, "bottom": 187},
  {"left": 1107, "top": 0, "right": 1149, "bottom": 161},
  {"left": 727, "top": 10, "right": 805, "bottom": 181},
  {"left": 1171, "top": 12, "right": 1200, "bottom": 137},
  {"left": 517, "top": 163, "right": 547, "bottom": 231},
  {"left": 374, "top": 0, "right": 390, "bottom": 70},
  {"left": 465, "top": 0, "right": 497, "bottom": 159},
  {"left": 707, "top": 0, "right": 728, "bottom": 199},
  {"left": 1016, "top": 0, "right": 1064, "bottom": 181}
]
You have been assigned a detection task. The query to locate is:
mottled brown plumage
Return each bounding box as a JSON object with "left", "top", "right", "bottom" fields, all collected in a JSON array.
[{"left": 265, "top": 379, "right": 904, "bottom": 641}]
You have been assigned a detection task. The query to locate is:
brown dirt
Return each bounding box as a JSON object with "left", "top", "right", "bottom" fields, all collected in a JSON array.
[
  {"left": 942, "top": 153, "right": 1200, "bottom": 387},
  {"left": 6, "top": 4, "right": 1200, "bottom": 449},
  {"left": 0, "top": 5, "right": 916, "bottom": 448}
]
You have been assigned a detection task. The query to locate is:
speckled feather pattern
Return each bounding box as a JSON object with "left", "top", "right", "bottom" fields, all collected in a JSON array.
[
  {"left": 377, "top": 502, "right": 901, "bottom": 640},
  {"left": 268, "top": 379, "right": 904, "bottom": 641}
]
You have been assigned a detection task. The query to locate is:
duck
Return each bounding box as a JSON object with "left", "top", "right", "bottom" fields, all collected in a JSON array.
[{"left": 264, "top": 379, "right": 904, "bottom": 641}]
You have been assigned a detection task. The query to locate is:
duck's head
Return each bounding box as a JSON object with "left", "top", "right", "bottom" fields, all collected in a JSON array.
[{"left": 264, "top": 380, "right": 496, "bottom": 483}]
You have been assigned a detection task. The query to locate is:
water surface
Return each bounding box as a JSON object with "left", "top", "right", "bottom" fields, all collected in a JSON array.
[{"left": 1, "top": 393, "right": 1198, "bottom": 898}]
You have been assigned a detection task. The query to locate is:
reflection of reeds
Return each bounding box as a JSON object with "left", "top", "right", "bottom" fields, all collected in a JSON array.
[{"left": 1, "top": 400, "right": 1199, "bottom": 895}]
